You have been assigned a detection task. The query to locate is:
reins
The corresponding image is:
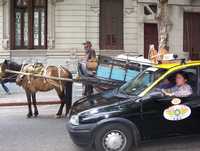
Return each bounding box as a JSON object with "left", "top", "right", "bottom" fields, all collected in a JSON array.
[{"left": 1, "top": 74, "right": 18, "bottom": 81}]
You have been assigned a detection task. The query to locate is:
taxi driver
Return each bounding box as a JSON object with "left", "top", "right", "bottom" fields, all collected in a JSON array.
[{"left": 162, "top": 71, "right": 193, "bottom": 97}]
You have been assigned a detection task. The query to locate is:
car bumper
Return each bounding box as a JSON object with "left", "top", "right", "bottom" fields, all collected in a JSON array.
[{"left": 67, "top": 121, "right": 97, "bottom": 147}]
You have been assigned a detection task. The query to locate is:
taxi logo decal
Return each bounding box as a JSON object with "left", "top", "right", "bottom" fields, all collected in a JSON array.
[
  {"left": 171, "top": 98, "right": 181, "bottom": 105},
  {"left": 163, "top": 104, "right": 191, "bottom": 121}
]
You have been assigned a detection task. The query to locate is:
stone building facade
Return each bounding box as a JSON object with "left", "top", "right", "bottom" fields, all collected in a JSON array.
[{"left": 0, "top": 0, "right": 199, "bottom": 69}]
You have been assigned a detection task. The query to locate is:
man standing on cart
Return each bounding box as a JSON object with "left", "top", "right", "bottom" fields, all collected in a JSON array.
[
  {"left": 82, "top": 41, "right": 97, "bottom": 96},
  {"left": 83, "top": 41, "right": 96, "bottom": 63}
]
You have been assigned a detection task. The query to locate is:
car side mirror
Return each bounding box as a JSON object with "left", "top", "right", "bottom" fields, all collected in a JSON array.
[{"left": 149, "top": 91, "right": 164, "bottom": 99}]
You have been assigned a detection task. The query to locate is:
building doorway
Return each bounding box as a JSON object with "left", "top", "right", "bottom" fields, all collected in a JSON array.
[
  {"left": 144, "top": 23, "right": 158, "bottom": 58},
  {"left": 184, "top": 12, "right": 200, "bottom": 60}
]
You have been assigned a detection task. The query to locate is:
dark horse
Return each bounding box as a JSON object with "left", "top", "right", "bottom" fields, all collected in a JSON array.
[
  {"left": 0, "top": 60, "right": 73, "bottom": 118},
  {"left": 0, "top": 60, "right": 21, "bottom": 93}
]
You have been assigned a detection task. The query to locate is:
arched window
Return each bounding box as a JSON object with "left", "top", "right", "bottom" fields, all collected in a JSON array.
[{"left": 10, "top": 0, "right": 47, "bottom": 49}]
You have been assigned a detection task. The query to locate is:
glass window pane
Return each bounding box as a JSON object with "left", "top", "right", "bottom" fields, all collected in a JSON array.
[
  {"left": 34, "top": 9, "right": 39, "bottom": 46},
  {"left": 24, "top": 11, "right": 28, "bottom": 46},
  {"left": 15, "top": 12, "right": 21, "bottom": 47},
  {"left": 13, "top": 0, "right": 47, "bottom": 49},
  {"left": 34, "top": 0, "right": 45, "bottom": 7},
  {"left": 16, "top": 0, "right": 28, "bottom": 7},
  {"left": 41, "top": 9, "right": 45, "bottom": 46}
]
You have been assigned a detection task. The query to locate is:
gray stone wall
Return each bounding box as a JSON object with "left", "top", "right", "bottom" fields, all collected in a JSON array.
[{"left": 0, "top": 0, "right": 199, "bottom": 66}]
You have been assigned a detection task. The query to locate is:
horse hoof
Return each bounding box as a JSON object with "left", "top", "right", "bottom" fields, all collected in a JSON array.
[
  {"left": 27, "top": 113, "right": 33, "bottom": 118},
  {"left": 55, "top": 114, "right": 62, "bottom": 119},
  {"left": 34, "top": 112, "right": 39, "bottom": 117}
]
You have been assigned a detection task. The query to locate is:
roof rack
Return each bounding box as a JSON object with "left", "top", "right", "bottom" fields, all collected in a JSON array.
[{"left": 155, "top": 53, "right": 187, "bottom": 65}]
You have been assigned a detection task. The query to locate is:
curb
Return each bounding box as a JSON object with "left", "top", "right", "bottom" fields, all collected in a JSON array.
[{"left": 0, "top": 101, "right": 61, "bottom": 107}]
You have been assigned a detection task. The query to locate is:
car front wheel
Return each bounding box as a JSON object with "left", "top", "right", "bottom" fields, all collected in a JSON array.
[{"left": 94, "top": 123, "right": 134, "bottom": 151}]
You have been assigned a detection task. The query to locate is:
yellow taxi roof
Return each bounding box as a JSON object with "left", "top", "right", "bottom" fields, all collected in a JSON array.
[{"left": 154, "top": 60, "right": 200, "bottom": 69}]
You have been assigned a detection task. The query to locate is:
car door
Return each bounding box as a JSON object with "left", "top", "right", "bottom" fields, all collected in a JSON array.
[
  {"left": 140, "top": 96, "right": 176, "bottom": 139},
  {"left": 173, "top": 66, "right": 200, "bottom": 135},
  {"left": 174, "top": 95, "right": 200, "bottom": 135},
  {"left": 140, "top": 66, "right": 200, "bottom": 139}
]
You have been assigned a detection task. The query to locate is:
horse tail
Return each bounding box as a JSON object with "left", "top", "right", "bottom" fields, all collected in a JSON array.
[{"left": 63, "top": 72, "right": 73, "bottom": 113}]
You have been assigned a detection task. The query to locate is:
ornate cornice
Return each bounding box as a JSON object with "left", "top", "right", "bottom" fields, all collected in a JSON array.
[
  {"left": 89, "top": 0, "right": 100, "bottom": 14},
  {"left": 48, "top": 0, "right": 63, "bottom": 6},
  {"left": 125, "top": 7, "right": 136, "bottom": 15},
  {"left": 90, "top": 5, "right": 99, "bottom": 14},
  {"left": 124, "top": 0, "right": 137, "bottom": 16},
  {"left": 0, "top": 0, "right": 8, "bottom": 6},
  {"left": 48, "top": 0, "right": 56, "bottom": 5}
]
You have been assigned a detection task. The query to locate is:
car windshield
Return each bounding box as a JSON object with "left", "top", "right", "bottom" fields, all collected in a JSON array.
[{"left": 119, "top": 67, "right": 167, "bottom": 96}]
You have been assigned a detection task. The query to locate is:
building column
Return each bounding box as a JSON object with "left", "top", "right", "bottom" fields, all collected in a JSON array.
[
  {"left": 47, "top": 0, "right": 56, "bottom": 50},
  {"left": 124, "top": 0, "right": 139, "bottom": 55},
  {"left": 87, "top": 0, "right": 100, "bottom": 51},
  {"left": 0, "top": 0, "right": 10, "bottom": 59}
]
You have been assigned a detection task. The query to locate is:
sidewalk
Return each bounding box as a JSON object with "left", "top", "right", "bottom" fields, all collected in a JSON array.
[{"left": 0, "top": 83, "right": 83, "bottom": 106}]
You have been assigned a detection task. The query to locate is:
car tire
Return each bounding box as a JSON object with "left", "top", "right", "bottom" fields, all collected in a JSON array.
[{"left": 94, "top": 123, "right": 134, "bottom": 151}]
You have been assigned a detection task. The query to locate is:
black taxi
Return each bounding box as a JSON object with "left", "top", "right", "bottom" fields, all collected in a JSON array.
[{"left": 67, "top": 60, "right": 200, "bottom": 151}]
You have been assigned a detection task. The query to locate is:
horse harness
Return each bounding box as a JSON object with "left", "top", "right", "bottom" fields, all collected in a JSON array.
[{"left": 20, "top": 63, "right": 66, "bottom": 91}]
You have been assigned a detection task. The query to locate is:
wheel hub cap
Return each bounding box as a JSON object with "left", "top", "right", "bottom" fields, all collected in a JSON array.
[{"left": 103, "top": 130, "right": 126, "bottom": 151}]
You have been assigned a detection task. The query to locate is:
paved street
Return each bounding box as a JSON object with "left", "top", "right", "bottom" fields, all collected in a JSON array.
[
  {"left": 0, "top": 105, "right": 82, "bottom": 151},
  {"left": 0, "top": 105, "right": 200, "bottom": 151},
  {"left": 0, "top": 84, "right": 200, "bottom": 151}
]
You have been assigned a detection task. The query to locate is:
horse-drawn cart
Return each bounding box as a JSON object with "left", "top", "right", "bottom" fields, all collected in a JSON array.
[
  {"left": 0, "top": 54, "right": 153, "bottom": 117},
  {"left": 0, "top": 53, "right": 178, "bottom": 117},
  {"left": 78, "top": 54, "right": 153, "bottom": 91}
]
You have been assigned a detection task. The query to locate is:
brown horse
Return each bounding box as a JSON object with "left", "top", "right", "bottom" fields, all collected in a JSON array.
[{"left": 15, "top": 64, "right": 73, "bottom": 118}]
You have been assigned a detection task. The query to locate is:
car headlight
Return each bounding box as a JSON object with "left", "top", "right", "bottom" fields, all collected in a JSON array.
[{"left": 69, "top": 115, "right": 79, "bottom": 126}]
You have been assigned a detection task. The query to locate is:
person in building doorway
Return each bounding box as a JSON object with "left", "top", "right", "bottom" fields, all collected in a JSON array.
[
  {"left": 148, "top": 44, "right": 158, "bottom": 64},
  {"left": 158, "top": 46, "right": 169, "bottom": 61}
]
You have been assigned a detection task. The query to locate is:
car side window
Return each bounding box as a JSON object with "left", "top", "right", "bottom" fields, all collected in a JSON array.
[
  {"left": 182, "top": 68, "right": 198, "bottom": 95},
  {"left": 150, "top": 67, "right": 198, "bottom": 97}
]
